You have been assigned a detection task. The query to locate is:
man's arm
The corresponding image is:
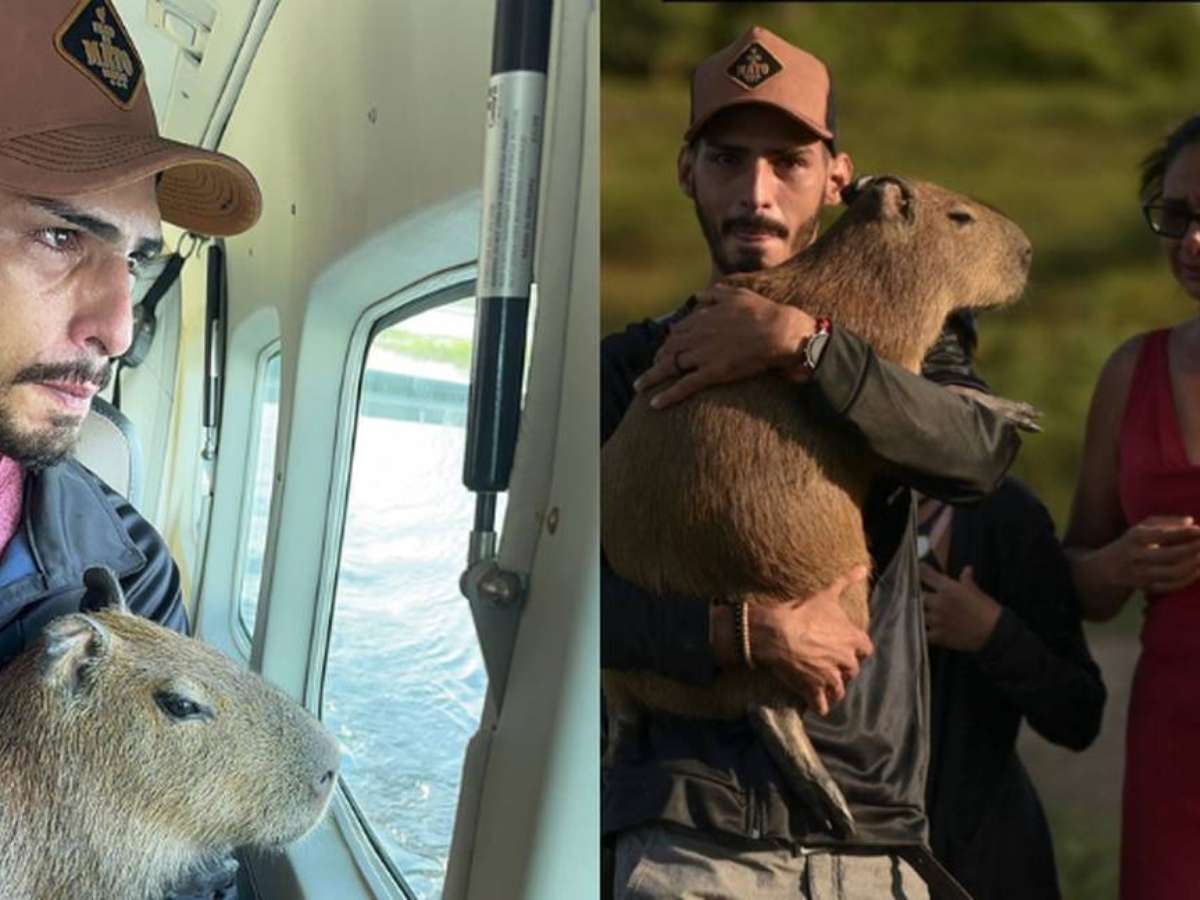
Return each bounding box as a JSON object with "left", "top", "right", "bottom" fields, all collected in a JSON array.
[
  {"left": 810, "top": 326, "right": 1019, "bottom": 503},
  {"left": 600, "top": 560, "right": 716, "bottom": 685},
  {"left": 969, "top": 487, "right": 1106, "bottom": 750},
  {"left": 637, "top": 286, "right": 1020, "bottom": 502}
]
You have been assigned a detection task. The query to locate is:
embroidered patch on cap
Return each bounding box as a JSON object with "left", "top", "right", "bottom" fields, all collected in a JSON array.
[
  {"left": 727, "top": 42, "right": 782, "bottom": 90},
  {"left": 54, "top": 0, "right": 144, "bottom": 110}
]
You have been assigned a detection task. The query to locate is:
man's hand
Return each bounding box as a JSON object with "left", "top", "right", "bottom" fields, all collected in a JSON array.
[
  {"left": 633, "top": 285, "right": 816, "bottom": 409},
  {"left": 919, "top": 563, "right": 1002, "bottom": 652},
  {"left": 748, "top": 566, "right": 874, "bottom": 716}
]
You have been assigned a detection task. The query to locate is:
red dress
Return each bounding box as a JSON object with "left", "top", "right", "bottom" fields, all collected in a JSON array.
[{"left": 1119, "top": 328, "right": 1200, "bottom": 898}]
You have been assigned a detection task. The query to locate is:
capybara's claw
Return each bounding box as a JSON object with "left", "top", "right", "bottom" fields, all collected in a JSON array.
[{"left": 954, "top": 387, "right": 1044, "bottom": 433}]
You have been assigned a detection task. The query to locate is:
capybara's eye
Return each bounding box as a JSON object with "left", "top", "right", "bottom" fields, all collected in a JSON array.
[
  {"left": 948, "top": 209, "right": 976, "bottom": 226},
  {"left": 155, "top": 691, "right": 213, "bottom": 722}
]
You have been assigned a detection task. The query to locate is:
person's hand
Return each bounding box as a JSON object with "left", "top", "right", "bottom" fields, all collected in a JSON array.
[
  {"left": 919, "top": 563, "right": 1002, "bottom": 652},
  {"left": 750, "top": 566, "right": 874, "bottom": 716},
  {"left": 633, "top": 285, "right": 816, "bottom": 409},
  {"left": 1099, "top": 514, "right": 1200, "bottom": 595}
]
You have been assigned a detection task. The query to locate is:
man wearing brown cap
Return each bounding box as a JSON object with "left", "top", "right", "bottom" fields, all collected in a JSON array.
[
  {"left": 0, "top": 2, "right": 261, "bottom": 898},
  {"left": 602, "top": 26, "right": 1020, "bottom": 898}
]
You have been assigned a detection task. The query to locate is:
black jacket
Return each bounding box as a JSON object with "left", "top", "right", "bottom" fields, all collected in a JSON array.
[
  {"left": 925, "top": 477, "right": 1105, "bottom": 899},
  {"left": 601, "top": 308, "right": 1020, "bottom": 846},
  {"left": 0, "top": 460, "right": 186, "bottom": 660}
]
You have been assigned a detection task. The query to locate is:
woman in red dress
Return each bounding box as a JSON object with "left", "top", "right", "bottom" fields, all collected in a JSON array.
[{"left": 1065, "top": 114, "right": 1200, "bottom": 898}]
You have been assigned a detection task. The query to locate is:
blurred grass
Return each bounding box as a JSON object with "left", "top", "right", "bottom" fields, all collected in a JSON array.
[
  {"left": 603, "top": 6, "right": 1199, "bottom": 899},
  {"left": 373, "top": 331, "right": 471, "bottom": 372}
]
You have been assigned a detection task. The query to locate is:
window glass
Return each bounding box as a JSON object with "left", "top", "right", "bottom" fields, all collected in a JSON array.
[
  {"left": 322, "top": 294, "right": 491, "bottom": 899},
  {"left": 237, "top": 350, "right": 281, "bottom": 638}
]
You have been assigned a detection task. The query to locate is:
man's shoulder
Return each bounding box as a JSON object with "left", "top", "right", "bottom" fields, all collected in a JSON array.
[
  {"left": 29, "top": 459, "right": 155, "bottom": 573},
  {"left": 41, "top": 458, "right": 134, "bottom": 520}
]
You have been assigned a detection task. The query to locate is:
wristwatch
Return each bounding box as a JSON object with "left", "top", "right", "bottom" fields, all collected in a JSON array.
[{"left": 798, "top": 317, "right": 832, "bottom": 376}]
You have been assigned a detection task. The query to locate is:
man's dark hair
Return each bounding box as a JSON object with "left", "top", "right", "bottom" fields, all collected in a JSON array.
[{"left": 1139, "top": 114, "right": 1200, "bottom": 202}]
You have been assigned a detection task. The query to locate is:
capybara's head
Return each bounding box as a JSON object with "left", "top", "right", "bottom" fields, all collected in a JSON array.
[
  {"left": 834, "top": 174, "right": 1032, "bottom": 312},
  {"left": 21, "top": 606, "right": 340, "bottom": 851},
  {"left": 734, "top": 174, "right": 1033, "bottom": 369}
]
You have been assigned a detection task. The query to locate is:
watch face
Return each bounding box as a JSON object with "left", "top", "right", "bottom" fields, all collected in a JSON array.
[{"left": 806, "top": 330, "right": 830, "bottom": 368}]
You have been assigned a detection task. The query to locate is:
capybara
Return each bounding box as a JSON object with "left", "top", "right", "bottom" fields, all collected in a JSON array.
[
  {"left": 0, "top": 569, "right": 341, "bottom": 900},
  {"left": 602, "top": 175, "right": 1032, "bottom": 833}
]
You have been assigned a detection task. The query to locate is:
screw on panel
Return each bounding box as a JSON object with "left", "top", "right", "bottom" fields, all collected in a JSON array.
[{"left": 546, "top": 507, "right": 560, "bottom": 534}]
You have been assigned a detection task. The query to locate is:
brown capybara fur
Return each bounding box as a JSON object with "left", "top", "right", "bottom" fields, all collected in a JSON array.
[
  {"left": 602, "top": 176, "right": 1031, "bottom": 782},
  {"left": 0, "top": 605, "right": 340, "bottom": 900}
]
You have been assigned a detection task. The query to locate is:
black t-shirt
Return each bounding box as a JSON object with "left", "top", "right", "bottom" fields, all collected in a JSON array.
[{"left": 601, "top": 307, "right": 1020, "bottom": 845}]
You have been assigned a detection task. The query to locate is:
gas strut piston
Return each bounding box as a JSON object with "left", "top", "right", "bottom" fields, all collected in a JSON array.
[{"left": 460, "top": 0, "right": 553, "bottom": 700}]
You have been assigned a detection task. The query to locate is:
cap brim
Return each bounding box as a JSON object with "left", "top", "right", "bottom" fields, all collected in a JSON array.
[
  {"left": 684, "top": 98, "right": 834, "bottom": 145},
  {"left": 0, "top": 123, "right": 261, "bottom": 237}
]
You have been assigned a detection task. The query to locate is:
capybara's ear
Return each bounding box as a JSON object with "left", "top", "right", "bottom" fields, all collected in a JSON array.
[
  {"left": 38, "top": 614, "right": 113, "bottom": 695},
  {"left": 876, "top": 177, "right": 916, "bottom": 225},
  {"left": 82, "top": 566, "right": 130, "bottom": 614}
]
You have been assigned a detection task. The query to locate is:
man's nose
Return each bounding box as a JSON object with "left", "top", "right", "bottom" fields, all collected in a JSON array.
[
  {"left": 68, "top": 253, "right": 135, "bottom": 359},
  {"left": 740, "top": 157, "right": 778, "bottom": 212}
]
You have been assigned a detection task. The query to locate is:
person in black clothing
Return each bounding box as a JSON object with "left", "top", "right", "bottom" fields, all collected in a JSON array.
[
  {"left": 0, "top": 3, "right": 261, "bottom": 898},
  {"left": 917, "top": 313, "right": 1106, "bottom": 900},
  {"left": 602, "top": 25, "right": 1022, "bottom": 900}
]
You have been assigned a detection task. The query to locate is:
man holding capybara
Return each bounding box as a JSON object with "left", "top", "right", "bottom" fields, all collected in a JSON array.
[
  {"left": 0, "top": 2, "right": 261, "bottom": 898},
  {"left": 602, "top": 26, "right": 1022, "bottom": 899}
]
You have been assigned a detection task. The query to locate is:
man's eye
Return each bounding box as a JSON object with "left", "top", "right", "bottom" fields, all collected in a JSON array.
[
  {"left": 711, "top": 152, "right": 739, "bottom": 166},
  {"left": 35, "top": 227, "right": 81, "bottom": 253}
]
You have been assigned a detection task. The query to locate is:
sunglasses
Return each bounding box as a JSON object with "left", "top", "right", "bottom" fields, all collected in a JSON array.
[{"left": 1143, "top": 200, "right": 1200, "bottom": 239}]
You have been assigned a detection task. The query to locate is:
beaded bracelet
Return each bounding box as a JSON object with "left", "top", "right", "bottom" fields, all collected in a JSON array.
[{"left": 734, "top": 600, "right": 754, "bottom": 669}]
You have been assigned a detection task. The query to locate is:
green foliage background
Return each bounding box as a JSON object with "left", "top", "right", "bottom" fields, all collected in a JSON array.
[{"left": 602, "top": 3, "right": 1200, "bottom": 897}]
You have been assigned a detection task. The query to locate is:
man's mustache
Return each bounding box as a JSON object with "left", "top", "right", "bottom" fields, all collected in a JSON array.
[
  {"left": 722, "top": 215, "right": 789, "bottom": 239},
  {"left": 14, "top": 359, "right": 111, "bottom": 392}
]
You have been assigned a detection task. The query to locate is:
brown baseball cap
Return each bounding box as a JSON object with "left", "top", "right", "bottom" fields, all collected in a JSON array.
[
  {"left": 0, "top": 0, "right": 261, "bottom": 237},
  {"left": 685, "top": 25, "right": 836, "bottom": 146}
]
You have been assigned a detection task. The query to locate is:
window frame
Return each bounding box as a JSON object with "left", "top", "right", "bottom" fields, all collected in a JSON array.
[
  {"left": 230, "top": 340, "right": 283, "bottom": 656},
  {"left": 309, "top": 265, "right": 479, "bottom": 899}
]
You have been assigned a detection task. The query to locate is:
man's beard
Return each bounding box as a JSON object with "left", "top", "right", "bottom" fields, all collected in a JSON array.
[
  {"left": 0, "top": 359, "right": 111, "bottom": 471},
  {"left": 694, "top": 200, "right": 820, "bottom": 275}
]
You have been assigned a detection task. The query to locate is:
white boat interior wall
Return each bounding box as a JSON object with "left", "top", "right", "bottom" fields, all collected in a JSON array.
[{"left": 106, "top": 0, "right": 598, "bottom": 897}]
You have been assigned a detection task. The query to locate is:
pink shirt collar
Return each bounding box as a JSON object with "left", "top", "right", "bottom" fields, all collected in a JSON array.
[{"left": 0, "top": 456, "right": 23, "bottom": 558}]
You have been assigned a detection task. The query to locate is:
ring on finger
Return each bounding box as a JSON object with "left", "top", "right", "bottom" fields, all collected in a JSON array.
[{"left": 674, "top": 349, "right": 688, "bottom": 377}]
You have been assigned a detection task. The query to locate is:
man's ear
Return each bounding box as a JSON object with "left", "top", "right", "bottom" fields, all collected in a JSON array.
[
  {"left": 824, "top": 150, "right": 854, "bottom": 207},
  {"left": 677, "top": 143, "right": 696, "bottom": 200},
  {"left": 39, "top": 613, "right": 113, "bottom": 697}
]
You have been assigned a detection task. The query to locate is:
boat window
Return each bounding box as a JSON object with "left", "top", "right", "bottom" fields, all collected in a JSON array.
[
  {"left": 321, "top": 292, "right": 490, "bottom": 898},
  {"left": 237, "top": 348, "right": 282, "bottom": 638}
]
